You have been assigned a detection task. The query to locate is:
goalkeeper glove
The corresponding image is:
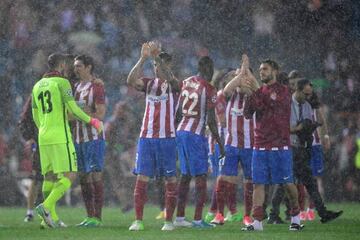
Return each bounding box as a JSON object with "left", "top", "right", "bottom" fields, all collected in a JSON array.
[{"left": 89, "top": 118, "right": 103, "bottom": 133}]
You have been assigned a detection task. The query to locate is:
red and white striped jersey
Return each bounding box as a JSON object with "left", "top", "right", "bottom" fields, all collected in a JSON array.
[
  {"left": 139, "top": 78, "right": 176, "bottom": 138},
  {"left": 312, "top": 108, "right": 321, "bottom": 146},
  {"left": 225, "top": 90, "right": 254, "bottom": 149},
  {"left": 208, "top": 90, "right": 227, "bottom": 154},
  {"left": 177, "top": 76, "right": 217, "bottom": 136},
  {"left": 74, "top": 81, "right": 105, "bottom": 143}
]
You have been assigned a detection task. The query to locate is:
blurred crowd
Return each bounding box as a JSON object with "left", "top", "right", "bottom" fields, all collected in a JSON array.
[{"left": 0, "top": 0, "right": 360, "bottom": 205}]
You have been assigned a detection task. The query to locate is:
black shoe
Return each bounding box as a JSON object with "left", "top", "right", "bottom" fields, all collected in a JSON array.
[
  {"left": 320, "top": 210, "right": 343, "bottom": 223},
  {"left": 267, "top": 216, "right": 285, "bottom": 224},
  {"left": 289, "top": 223, "right": 304, "bottom": 231},
  {"left": 241, "top": 224, "right": 255, "bottom": 231}
]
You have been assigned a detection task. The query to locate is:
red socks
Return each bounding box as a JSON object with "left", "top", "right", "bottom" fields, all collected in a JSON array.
[
  {"left": 226, "top": 182, "right": 237, "bottom": 215},
  {"left": 244, "top": 182, "right": 253, "bottom": 216},
  {"left": 252, "top": 205, "right": 264, "bottom": 221},
  {"left": 176, "top": 176, "right": 191, "bottom": 217},
  {"left": 93, "top": 180, "right": 104, "bottom": 220},
  {"left": 209, "top": 186, "right": 217, "bottom": 213},
  {"left": 165, "top": 182, "right": 177, "bottom": 222},
  {"left": 194, "top": 176, "right": 207, "bottom": 221},
  {"left": 81, "top": 182, "right": 94, "bottom": 218},
  {"left": 134, "top": 179, "right": 148, "bottom": 220},
  {"left": 216, "top": 179, "right": 227, "bottom": 216}
]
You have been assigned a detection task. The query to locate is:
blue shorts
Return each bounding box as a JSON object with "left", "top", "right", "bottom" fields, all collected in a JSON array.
[
  {"left": 310, "top": 145, "right": 324, "bottom": 176},
  {"left": 134, "top": 137, "right": 177, "bottom": 178},
  {"left": 220, "top": 145, "right": 252, "bottom": 179},
  {"left": 75, "top": 139, "right": 106, "bottom": 173},
  {"left": 177, "top": 130, "right": 208, "bottom": 176},
  {"left": 252, "top": 149, "right": 294, "bottom": 184},
  {"left": 209, "top": 144, "right": 221, "bottom": 177}
]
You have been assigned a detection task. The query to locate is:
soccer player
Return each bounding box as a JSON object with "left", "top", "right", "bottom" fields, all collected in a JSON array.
[
  {"left": 127, "top": 41, "right": 179, "bottom": 231},
  {"left": 174, "top": 56, "right": 225, "bottom": 228},
  {"left": 241, "top": 58, "right": 303, "bottom": 231},
  {"left": 31, "top": 53, "right": 103, "bottom": 228},
  {"left": 211, "top": 55, "right": 254, "bottom": 226},
  {"left": 73, "top": 55, "right": 106, "bottom": 227},
  {"left": 205, "top": 69, "right": 233, "bottom": 223}
]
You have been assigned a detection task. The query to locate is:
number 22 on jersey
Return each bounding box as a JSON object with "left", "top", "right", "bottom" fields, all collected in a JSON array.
[{"left": 182, "top": 89, "right": 199, "bottom": 116}]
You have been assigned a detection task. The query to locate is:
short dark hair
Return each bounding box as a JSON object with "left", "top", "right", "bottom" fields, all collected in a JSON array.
[
  {"left": 278, "top": 71, "right": 289, "bottom": 85},
  {"left": 198, "top": 56, "right": 214, "bottom": 82},
  {"left": 261, "top": 59, "right": 279, "bottom": 71},
  {"left": 75, "top": 54, "right": 95, "bottom": 74},
  {"left": 48, "top": 53, "right": 66, "bottom": 70},
  {"left": 296, "top": 78, "right": 312, "bottom": 91},
  {"left": 158, "top": 52, "right": 172, "bottom": 64}
]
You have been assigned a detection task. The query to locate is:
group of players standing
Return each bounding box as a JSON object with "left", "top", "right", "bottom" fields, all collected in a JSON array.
[
  {"left": 24, "top": 40, "right": 343, "bottom": 232},
  {"left": 126, "top": 41, "right": 342, "bottom": 231}
]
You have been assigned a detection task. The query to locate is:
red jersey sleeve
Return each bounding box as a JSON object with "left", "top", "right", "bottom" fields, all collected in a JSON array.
[
  {"left": 215, "top": 91, "right": 226, "bottom": 116},
  {"left": 93, "top": 83, "right": 106, "bottom": 104}
]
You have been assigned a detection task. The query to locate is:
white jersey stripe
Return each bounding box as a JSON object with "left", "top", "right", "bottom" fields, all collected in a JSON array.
[{"left": 195, "top": 88, "right": 206, "bottom": 135}]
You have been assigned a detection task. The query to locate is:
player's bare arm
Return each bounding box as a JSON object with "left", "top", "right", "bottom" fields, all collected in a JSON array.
[
  {"left": 207, "top": 108, "right": 225, "bottom": 158},
  {"left": 127, "top": 42, "right": 150, "bottom": 91},
  {"left": 149, "top": 41, "right": 180, "bottom": 92}
]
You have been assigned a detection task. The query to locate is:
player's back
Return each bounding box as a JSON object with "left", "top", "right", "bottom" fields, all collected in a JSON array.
[
  {"left": 32, "top": 76, "right": 72, "bottom": 146},
  {"left": 177, "top": 75, "right": 217, "bottom": 135}
]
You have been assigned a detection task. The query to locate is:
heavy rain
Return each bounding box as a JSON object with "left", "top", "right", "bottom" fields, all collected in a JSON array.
[{"left": 0, "top": 0, "right": 359, "bottom": 239}]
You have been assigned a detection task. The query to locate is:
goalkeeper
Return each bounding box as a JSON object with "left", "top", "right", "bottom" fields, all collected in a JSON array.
[{"left": 31, "top": 53, "right": 103, "bottom": 228}]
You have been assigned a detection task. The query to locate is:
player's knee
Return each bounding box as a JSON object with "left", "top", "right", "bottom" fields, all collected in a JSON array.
[
  {"left": 165, "top": 176, "right": 176, "bottom": 183},
  {"left": 180, "top": 174, "right": 192, "bottom": 183}
]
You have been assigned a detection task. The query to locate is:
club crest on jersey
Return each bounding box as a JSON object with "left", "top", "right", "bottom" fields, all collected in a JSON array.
[
  {"left": 211, "top": 95, "right": 217, "bottom": 103},
  {"left": 270, "top": 92, "right": 277, "bottom": 100},
  {"left": 160, "top": 82, "right": 168, "bottom": 94}
]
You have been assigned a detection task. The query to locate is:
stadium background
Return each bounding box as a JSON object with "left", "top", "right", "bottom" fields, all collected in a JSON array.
[{"left": 0, "top": 0, "right": 359, "bottom": 206}]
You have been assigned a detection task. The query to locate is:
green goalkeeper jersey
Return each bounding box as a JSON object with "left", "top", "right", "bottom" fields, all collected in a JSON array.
[{"left": 32, "top": 73, "right": 91, "bottom": 145}]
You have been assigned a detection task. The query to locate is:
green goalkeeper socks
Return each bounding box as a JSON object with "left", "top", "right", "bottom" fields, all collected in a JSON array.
[
  {"left": 42, "top": 180, "right": 59, "bottom": 221},
  {"left": 43, "top": 177, "right": 72, "bottom": 220}
]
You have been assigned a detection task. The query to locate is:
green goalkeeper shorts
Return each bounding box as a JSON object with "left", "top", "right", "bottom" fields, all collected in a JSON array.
[{"left": 39, "top": 143, "right": 78, "bottom": 175}]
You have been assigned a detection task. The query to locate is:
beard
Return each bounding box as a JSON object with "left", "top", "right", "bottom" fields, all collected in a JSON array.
[{"left": 261, "top": 75, "right": 273, "bottom": 84}]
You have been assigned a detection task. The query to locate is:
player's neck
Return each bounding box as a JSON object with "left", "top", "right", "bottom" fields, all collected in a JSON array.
[
  {"left": 80, "top": 74, "right": 92, "bottom": 83},
  {"left": 266, "top": 79, "right": 277, "bottom": 86}
]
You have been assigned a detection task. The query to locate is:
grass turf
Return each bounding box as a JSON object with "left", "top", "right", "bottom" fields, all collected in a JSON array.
[{"left": 0, "top": 203, "right": 358, "bottom": 240}]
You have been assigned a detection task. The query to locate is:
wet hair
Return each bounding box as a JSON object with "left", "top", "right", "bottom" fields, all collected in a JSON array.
[
  {"left": 74, "top": 54, "right": 95, "bottom": 74},
  {"left": 198, "top": 56, "right": 214, "bottom": 82},
  {"left": 278, "top": 71, "right": 289, "bottom": 85},
  {"left": 288, "top": 69, "right": 302, "bottom": 79},
  {"left": 260, "top": 59, "right": 279, "bottom": 71},
  {"left": 296, "top": 78, "right": 312, "bottom": 91},
  {"left": 47, "top": 53, "right": 66, "bottom": 70},
  {"left": 158, "top": 52, "right": 172, "bottom": 64}
]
